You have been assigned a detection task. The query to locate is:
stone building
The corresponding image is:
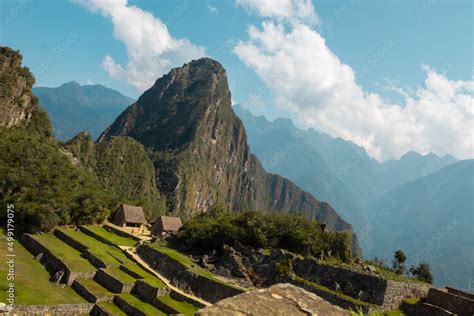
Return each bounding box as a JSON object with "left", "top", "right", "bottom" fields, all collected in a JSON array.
[
  {"left": 111, "top": 204, "right": 146, "bottom": 228},
  {"left": 151, "top": 216, "right": 183, "bottom": 236}
]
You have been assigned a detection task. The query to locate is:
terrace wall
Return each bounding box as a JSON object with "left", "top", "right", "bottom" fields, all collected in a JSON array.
[
  {"left": 12, "top": 303, "right": 94, "bottom": 315},
  {"left": 137, "top": 244, "right": 245, "bottom": 303},
  {"left": 21, "top": 234, "right": 95, "bottom": 286}
]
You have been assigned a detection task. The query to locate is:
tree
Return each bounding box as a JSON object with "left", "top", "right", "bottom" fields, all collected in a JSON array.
[
  {"left": 392, "top": 250, "right": 407, "bottom": 275},
  {"left": 410, "top": 263, "right": 433, "bottom": 284}
]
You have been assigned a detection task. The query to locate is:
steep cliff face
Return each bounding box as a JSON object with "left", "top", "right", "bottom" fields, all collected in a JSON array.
[
  {"left": 0, "top": 47, "right": 37, "bottom": 128},
  {"left": 99, "top": 58, "right": 353, "bottom": 234}
]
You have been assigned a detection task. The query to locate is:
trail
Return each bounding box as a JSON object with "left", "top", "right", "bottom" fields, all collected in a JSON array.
[{"left": 119, "top": 246, "right": 212, "bottom": 307}]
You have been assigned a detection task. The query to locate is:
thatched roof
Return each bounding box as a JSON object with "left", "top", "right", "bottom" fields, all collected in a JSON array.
[
  {"left": 156, "top": 216, "right": 182, "bottom": 232},
  {"left": 121, "top": 204, "right": 146, "bottom": 224}
]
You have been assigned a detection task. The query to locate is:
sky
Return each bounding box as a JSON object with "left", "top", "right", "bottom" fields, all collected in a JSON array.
[{"left": 1, "top": 0, "right": 472, "bottom": 161}]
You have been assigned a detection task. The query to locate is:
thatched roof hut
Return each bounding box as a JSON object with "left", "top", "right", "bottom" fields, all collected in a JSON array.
[
  {"left": 151, "top": 216, "right": 183, "bottom": 236},
  {"left": 112, "top": 204, "right": 146, "bottom": 227}
]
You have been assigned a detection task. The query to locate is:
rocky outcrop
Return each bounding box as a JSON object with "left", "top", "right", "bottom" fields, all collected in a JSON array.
[
  {"left": 98, "top": 58, "right": 355, "bottom": 238},
  {"left": 197, "top": 283, "right": 350, "bottom": 315},
  {"left": 0, "top": 47, "right": 36, "bottom": 128}
]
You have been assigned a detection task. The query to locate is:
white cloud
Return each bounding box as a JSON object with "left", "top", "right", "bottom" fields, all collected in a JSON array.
[
  {"left": 234, "top": 14, "right": 473, "bottom": 160},
  {"left": 236, "top": 0, "right": 319, "bottom": 25},
  {"left": 85, "top": 79, "right": 94, "bottom": 85},
  {"left": 207, "top": 4, "right": 218, "bottom": 14},
  {"left": 73, "top": 0, "right": 205, "bottom": 91}
]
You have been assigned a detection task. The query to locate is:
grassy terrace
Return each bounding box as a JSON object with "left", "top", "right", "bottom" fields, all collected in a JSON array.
[
  {"left": 121, "top": 263, "right": 165, "bottom": 288},
  {"left": 158, "top": 294, "right": 198, "bottom": 316},
  {"left": 98, "top": 301, "right": 127, "bottom": 316},
  {"left": 76, "top": 278, "right": 113, "bottom": 298},
  {"left": 0, "top": 232, "right": 86, "bottom": 304},
  {"left": 295, "top": 276, "right": 377, "bottom": 308},
  {"left": 81, "top": 225, "right": 137, "bottom": 247},
  {"left": 103, "top": 267, "right": 137, "bottom": 284},
  {"left": 58, "top": 228, "right": 131, "bottom": 267},
  {"left": 150, "top": 243, "right": 242, "bottom": 289},
  {"left": 32, "top": 234, "right": 95, "bottom": 272},
  {"left": 119, "top": 293, "right": 167, "bottom": 316}
]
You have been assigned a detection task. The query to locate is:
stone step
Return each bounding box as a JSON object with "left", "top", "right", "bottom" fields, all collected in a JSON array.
[
  {"left": 418, "top": 302, "right": 456, "bottom": 316},
  {"left": 446, "top": 287, "right": 474, "bottom": 301},
  {"left": 426, "top": 288, "right": 474, "bottom": 315}
]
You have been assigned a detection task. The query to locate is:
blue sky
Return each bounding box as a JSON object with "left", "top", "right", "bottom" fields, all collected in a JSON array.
[{"left": 1, "top": 0, "right": 472, "bottom": 160}]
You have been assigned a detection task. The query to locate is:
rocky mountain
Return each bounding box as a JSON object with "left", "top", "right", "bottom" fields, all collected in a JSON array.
[
  {"left": 33, "top": 81, "right": 134, "bottom": 140},
  {"left": 99, "top": 58, "right": 355, "bottom": 240},
  {"left": 367, "top": 160, "right": 474, "bottom": 291}
]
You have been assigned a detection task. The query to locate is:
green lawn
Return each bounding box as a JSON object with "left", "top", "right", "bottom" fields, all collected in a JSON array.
[
  {"left": 103, "top": 267, "right": 137, "bottom": 284},
  {"left": 75, "top": 278, "right": 113, "bottom": 298},
  {"left": 58, "top": 229, "right": 131, "bottom": 266},
  {"left": 81, "top": 226, "right": 137, "bottom": 247},
  {"left": 0, "top": 233, "right": 86, "bottom": 304},
  {"left": 121, "top": 263, "right": 165, "bottom": 288},
  {"left": 119, "top": 293, "right": 167, "bottom": 316},
  {"left": 98, "top": 301, "right": 127, "bottom": 316},
  {"left": 158, "top": 294, "right": 198, "bottom": 315},
  {"left": 32, "top": 234, "right": 95, "bottom": 272}
]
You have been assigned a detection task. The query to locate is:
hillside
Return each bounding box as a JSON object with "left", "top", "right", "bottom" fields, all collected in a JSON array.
[
  {"left": 366, "top": 160, "right": 474, "bottom": 291},
  {"left": 98, "top": 58, "right": 355, "bottom": 240},
  {"left": 33, "top": 81, "right": 134, "bottom": 140}
]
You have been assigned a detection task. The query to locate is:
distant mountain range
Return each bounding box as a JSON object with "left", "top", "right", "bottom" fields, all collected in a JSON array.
[
  {"left": 234, "top": 105, "right": 472, "bottom": 290},
  {"left": 33, "top": 81, "right": 134, "bottom": 141}
]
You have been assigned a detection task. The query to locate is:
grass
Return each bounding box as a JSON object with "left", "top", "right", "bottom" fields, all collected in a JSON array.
[
  {"left": 295, "top": 276, "right": 377, "bottom": 308},
  {"left": 402, "top": 297, "right": 420, "bottom": 305},
  {"left": 150, "top": 243, "right": 246, "bottom": 291},
  {"left": 121, "top": 263, "right": 165, "bottom": 288},
  {"left": 0, "top": 232, "right": 86, "bottom": 304},
  {"left": 119, "top": 293, "right": 167, "bottom": 316},
  {"left": 98, "top": 301, "right": 127, "bottom": 316},
  {"left": 158, "top": 294, "right": 198, "bottom": 315},
  {"left": 75, "top": 278, "right": 113, "bottom": 298},
  {"left": 58, "top": 229, "right": 131, "bottom": 266},
  {"left": 32, "top": 234, "right": 95, "bottom": 272},
  {"left": 103, "top": 267, "right": 137, "bottom": 284},
  {"left": 81, "top": 225, "right": 137, "bottom": 247}
]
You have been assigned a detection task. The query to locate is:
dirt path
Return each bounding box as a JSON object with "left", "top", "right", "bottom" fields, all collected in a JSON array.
[{"left": 119, "top": 246, "right": 212, "bottom": 307}]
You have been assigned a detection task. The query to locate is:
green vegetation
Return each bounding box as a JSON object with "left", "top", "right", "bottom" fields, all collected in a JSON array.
[
  {"left": 119, "top": 293, "right": 167, "bottom": 316},
  {"left": 393, "top": 250, "right": 407, "bottom": 275},
  {"left": 158, "top": 294, "right": 198, "bottom": 315},
  {"left": 178, "top": 210, "right": 352, "bottom": 262},
  {"left": 150, "top": 243, "right": 244, "bottom": 290},
  {"left": 65, "top": 134, "right": 167, "bottom": 221},
  {"left": 58, "top": 228, "right": 131, "bottom": 266},
  {"left": 33, "top": 234, "right": 96, "bottom": 272},
  {"left": 103, "top": 267, "right": 137, "bottom": 284},
  {"left": 402, "top": 297, "right": 420, "bottom": 305},
  {"left": 0, "top": 232, "right": 86, "bottom": 304},
  {"left": 81, "top": 225, "right": 137, "bottom": 247},
  {"left": 121, "top": 263, "right": 165, "bottom": 288},
  {"left": 97, "top": 301, "right": 127, "bottom": 316},
  {"left": 75, "top": 278, "right": 112, "bottom": 298},
  {"left": 409, "top": 263, "right": 433, "bottom": 284},
  {"left": 295, "top": 276, "right": 376, "bottom": 308},
  {"left": 0, "top": 127, "right": 109, "bottom": 233}
]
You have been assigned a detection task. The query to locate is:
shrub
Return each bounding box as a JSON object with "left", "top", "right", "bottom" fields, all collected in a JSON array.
[{"left": 177, "top": 210, "right": 352, "bottom": 262}]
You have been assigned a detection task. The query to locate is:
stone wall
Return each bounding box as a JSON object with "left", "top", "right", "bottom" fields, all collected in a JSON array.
[
  {"left": 132, "top": 281, "right": 177, "bottom": 314},
  {"left": 293, "top": 257, "right": 431, "bottom": 310},
  {"left": 382, "top": 280, "right": 432, "bottom": 310},
  {"left": 114, "top": 296, "right": 146, "bottom": 316},
  {"left": 71, "top": 280, "right": 114, "bottom": 303},
  {"left": 426, "top": 288, "right": 474, "bottom": 315},
  {"left": 137, "top": 244, "right": 245, "bottom": 303},
  {"left": 94, "top": 270, "right": 134, "bottom": 293},
  {"left": 287, "top": 278, "right": 374, "bottom": 313},
  {"left": 12, "top": 303, "right": 94, "bottom": 315}
]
